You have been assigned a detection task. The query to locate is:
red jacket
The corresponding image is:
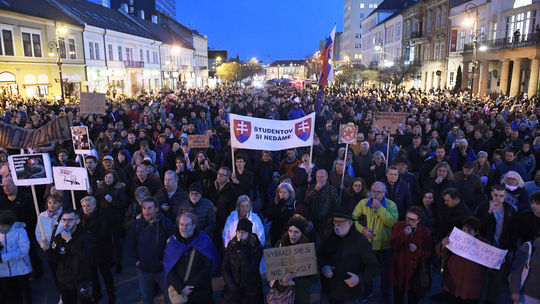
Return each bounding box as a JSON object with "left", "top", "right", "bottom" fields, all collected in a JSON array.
[
  {"left": 389, "top": 221, "right": 432, "bottom": 291},
  {"left": 435, "top": 235, "right": 488, "bottom": 300}
]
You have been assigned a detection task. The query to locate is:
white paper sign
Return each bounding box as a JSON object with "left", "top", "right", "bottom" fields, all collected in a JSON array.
[
  {"left": 8, "top": 153, "right": 53, "bottom": 186},
  {"left": 229, "top": 112, "right": 315, "bottom": 151},
  {"left": 52, "top": 166, "right": 89, "bottom": 191},
  {"left": 447, "top": 227, "right": 508, "bottom": 269}
]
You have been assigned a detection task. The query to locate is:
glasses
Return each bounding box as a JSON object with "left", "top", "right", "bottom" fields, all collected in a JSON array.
[
  {"left": 371, "top": 190, "right": 385, "bottom": 194},
  {"left": 406, "top": 217, "right": 420, "bottom": 222},
  {"left": 217, "top": 172, "right": 229, "bottom": 177},
  {"left": 333, "top": 219, "right": 350, "bottom": 225},
  {"left": 61, "top": 218, "right": 78, "bottom": 223}
]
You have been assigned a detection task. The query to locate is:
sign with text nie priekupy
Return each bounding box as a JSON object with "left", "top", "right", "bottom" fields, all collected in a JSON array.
[{"left": 263, "top": 242, "right": 317, "bottom": 281}]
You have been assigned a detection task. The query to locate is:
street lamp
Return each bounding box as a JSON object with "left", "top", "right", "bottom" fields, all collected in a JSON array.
[
  {"left": 464, "top": 3, "right": 478, "bottom": 95},
  {"left": 49, "top": 26, "right": 68, "bottom": 101}
]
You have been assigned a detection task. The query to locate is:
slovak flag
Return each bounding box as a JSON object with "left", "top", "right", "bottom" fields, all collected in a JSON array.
[{"left": 318, "top": 25, "right": 336, "bottom": 88}]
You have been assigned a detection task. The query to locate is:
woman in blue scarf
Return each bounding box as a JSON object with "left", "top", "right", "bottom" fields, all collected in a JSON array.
[{"left": 163, "top": 211, "right": 220, "bottom": 304}]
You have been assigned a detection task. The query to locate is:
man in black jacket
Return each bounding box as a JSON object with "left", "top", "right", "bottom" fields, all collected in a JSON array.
[
  {"left": 384, "top": 166, "right": 413, "bottom": 221},
  {"left": 46, "top": 209, "right": 94, "bottom": 304},
  {"left": 439, "top": 188, "right": 472, "bottom": 243},
  {"left": 221, "top": 219, "right": 263, "bottom": 304},
  {"left": 154, "top": 170, "right": 188, "bottom": 221},
  {"left": 518, "top": 191, "right": 540, "bottom": 243},
  {"left": 305, "top": 169, "right": 339, "bottom": 236},
  {"left": 319, "top": 207, "right": 379, "bottom": 303},
  {"left": 178, "top": 182, "right": 216, "bottom": 237},
  {"left": 125, "top": 197, "right": 175, "bottom": 304},
  {"left": 80, "top": 196, "right": 115, "bottom": 304},
  {"left": 454, "top": 161, "right": 486, "bottom": 210},
  {"left": 475, "top": 184, "right": 517, "bottom": 304}
]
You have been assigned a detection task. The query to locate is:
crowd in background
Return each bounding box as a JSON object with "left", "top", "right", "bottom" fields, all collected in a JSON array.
[{"left": 0, "top": 85, "right": 539, "bottom": 304}]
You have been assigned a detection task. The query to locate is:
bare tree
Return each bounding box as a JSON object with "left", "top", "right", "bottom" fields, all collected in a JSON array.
[{"left": 379, "top": 58, "right": 421, "bottom": 87}]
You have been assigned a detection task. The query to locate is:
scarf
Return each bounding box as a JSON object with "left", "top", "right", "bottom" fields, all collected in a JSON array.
[{"left": 163, "top": 231, "right": 221, "bottom": 278}]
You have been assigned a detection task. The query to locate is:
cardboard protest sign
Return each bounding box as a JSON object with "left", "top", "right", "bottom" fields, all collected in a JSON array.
[
  {"left": 372, "top": 112, "right": 407, "bottom": 134},
  {"left": 263, "top": 242, "right": 317, "bottom": 281},
  {"left": 0, "top": 115, "right": 71, "bottom": 149},
  {"left": 53, "top": 167, "right": 89, "bottom": 191},
  {"left": 80, "top": 92, "right": 106, "bottom": 115},
  {"left": 188, "top": 135, "right": 210, "bottom": 148},
  {"left": 339, "top": 124, "right": 358, "bottom": 144},
  {"left": 446, "top": 227, "right": 508, "bottom": 269},
  {"left": 71, "top": 126, "right": 91, "bottom": 154},
  {"left": 8, "top": 153, "right": 53, "bottom": 186}
]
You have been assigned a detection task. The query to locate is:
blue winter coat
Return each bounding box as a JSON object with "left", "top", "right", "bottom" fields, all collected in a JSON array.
[{"left": 0, "top": 222, "right": 32, "bottom": 277}]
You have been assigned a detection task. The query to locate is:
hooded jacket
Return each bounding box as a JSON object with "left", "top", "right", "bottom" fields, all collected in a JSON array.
[{"left": 0, "top": 222, "right": 32, "bottom": 277}]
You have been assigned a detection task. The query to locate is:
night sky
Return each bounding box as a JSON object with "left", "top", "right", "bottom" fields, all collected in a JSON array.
[{"left": 176, "top": 0, "right": 343, "bottom": 63}]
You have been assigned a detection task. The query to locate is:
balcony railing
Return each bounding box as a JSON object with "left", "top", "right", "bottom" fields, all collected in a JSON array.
[
  {"left": 411, "top": 31, "right": 423, "bottom": 39},
  {"left": 124, "top": 60, "right": 144, "bottom": 68},
  {"left": 463, "top": 33, "right": 540, "bottom": 53}
]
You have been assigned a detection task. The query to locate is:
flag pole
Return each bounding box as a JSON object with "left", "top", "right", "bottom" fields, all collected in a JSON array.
[
  {"left": 386, "top": 134, "right": 390, "bottom": 168},
  {"left": 339, "top": 143, "right": 349, "bottom": 202},
  {"left": 20, "top": 149, "right": 45, "bottom": 243}
]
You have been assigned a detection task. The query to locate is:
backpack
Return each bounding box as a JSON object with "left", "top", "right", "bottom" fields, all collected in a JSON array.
[{"left": 520, "top": 241, "right": 534, "bottom": 289}]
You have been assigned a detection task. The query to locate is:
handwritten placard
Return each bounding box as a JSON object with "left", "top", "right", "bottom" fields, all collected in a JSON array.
[
  {"left": 263, "top": 242, "right": 317, "bottom": 281},
  {"left": 372, "top": 112, "right": 407, "bottom": 134},
  {"left": 188, "top": 135, "right": 210, "bottom": 148},
  {"left": 447, "top": 227, "right": 508, "bottom": 269}
]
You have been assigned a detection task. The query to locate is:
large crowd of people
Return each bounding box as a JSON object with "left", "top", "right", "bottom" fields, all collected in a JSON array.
[{"left": 0, "top": 85, "right": 540, "bottom": 304}]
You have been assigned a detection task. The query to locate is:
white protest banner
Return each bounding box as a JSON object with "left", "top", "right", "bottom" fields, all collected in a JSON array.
[
  {"left": 339, "top": 124, "right": 358, "bottom": 144},
  {"left": 80, "top": 92, "right": 106, "bottom": 115},
  {"left": 372, "top": 112, "right": 407, "bottom": 134},
  {"left": 263, "top": 242, "right": 317, "bottom": 281},
  {"left": 446, "top": 227, "right": 508, "bottom": 269},
  {"left": 71, "top": 126, "right": 91, "bottom": 154},
  {"left": 52, "top": 167, "right": 89, "bottom": 191},
  {"left": 230, "top": 113, "right": 315, "bottom": 151},
  {"left": 8, "top": 153, "right": 53, "bottom": 186}
]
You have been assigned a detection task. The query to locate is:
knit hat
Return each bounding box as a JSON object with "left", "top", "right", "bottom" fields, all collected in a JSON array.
[
  {"left": 236, "top": 218, "right": 253, "bottom": 233},
  {"left": 293, "top": 204, "right": 310, "bottom": 220},
  {"left": 188, "top": 183, "right": 202, "bottom": 194},
  {"left": 286, "top": 217, "right": 308, "bottom": 234}
]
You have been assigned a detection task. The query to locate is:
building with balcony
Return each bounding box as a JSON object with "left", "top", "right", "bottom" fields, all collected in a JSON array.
[
  {"left": 402, "top": 0, "right": 449, "bottom": 90},
  {"left": 156, "top": 12, "right": 208, "bottom": 88},
  {"left": 52, "top": 0, "right": 162, "bottom": 95},
  {"left": 457, "top": 0, "right": 540, "bottom": 97},
  {"left": 0, "top": 0, "right": 86, "bottom": 99}
]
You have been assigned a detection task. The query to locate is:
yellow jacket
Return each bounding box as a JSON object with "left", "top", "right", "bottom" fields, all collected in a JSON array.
[{"left": 352, "top": 197, "right": 398, "bottom": 251}]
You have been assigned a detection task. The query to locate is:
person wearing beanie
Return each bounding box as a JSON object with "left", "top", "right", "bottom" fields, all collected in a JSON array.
[
  {"left": 221, "top": 218, "right": 263, "bottom": 304},
  {"left": 177, "top": 182, "right": 216, "bottom": 237},
  {"left": 270, "top": 217, "right": 318, "bottom": 304}
]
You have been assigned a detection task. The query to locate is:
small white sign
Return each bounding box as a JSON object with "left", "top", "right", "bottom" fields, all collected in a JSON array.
[
  {"left": 53, "top": 166, "right": 89, "bottom": 191},
  {"left": 446, "top": 227, "right": 508, "bottom": 270}
]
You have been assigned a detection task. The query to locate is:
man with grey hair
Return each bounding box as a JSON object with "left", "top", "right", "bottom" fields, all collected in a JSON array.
[
  {"left": 449, "top": 138, "right": 477, "bottom": 172},
  {"left": 354, "top": 141, "right": 373, "bottom": 185},
  {"left": 80, "top": 196, "right": 115, "bottom": 303},
  {"left": 305, "top": 169, "right": 339, "bottom": 236},
  {"left": 353, "top": 181, "right": 398, "bottom": 301},
  {"left": 154, "top": 170, "right": 188, "bottom": 221}
]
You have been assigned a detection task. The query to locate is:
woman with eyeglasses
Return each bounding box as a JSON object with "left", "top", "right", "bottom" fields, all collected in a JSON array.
[{"left": 389, "top": 206, "right": 432, "bottom": 304}]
